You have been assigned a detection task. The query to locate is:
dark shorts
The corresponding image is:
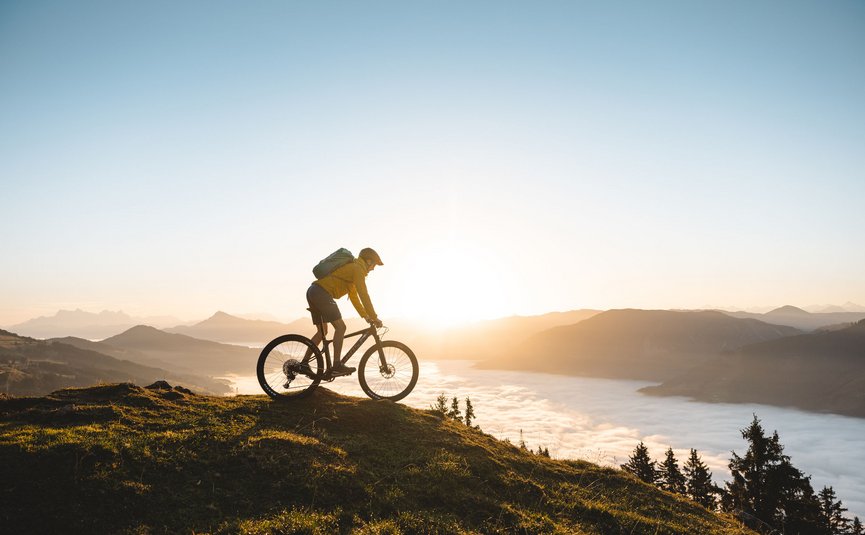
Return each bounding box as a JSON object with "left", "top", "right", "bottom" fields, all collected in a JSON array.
[{"left": 306, "top": 283, "right": 342, "bottom": 325}]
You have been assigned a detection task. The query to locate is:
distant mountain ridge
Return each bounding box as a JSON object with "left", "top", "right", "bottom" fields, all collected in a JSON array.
[
  {"left": 0, "top": 330, "right": 229, "bottom": 396},
  {"left": 641, "top": 320, "right": 865, "bottom": 418},
  {"left": 480, "top": 309, "right": 801, "bottom": 382},
  {"left": 165, "top": 311, "right": 308, "bottom": 344},
  {"left": 10, "top": 304, "right": 865, "bottom": 345},
  {"left": 6, "top": 309, "right": 185, "bottom": 340},
  {"left": 721, "top": 305, "right": 865, "bottom": 331},
  {"left": 404, "top": 309, "right": 602, "bottom": 360},
  {"left": 806, "top": 301, "right": 865, "bottom": 313}
]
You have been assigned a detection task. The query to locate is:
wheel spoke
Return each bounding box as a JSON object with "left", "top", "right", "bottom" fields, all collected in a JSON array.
[
  {"left": 358, "top": 342, "right": 418, "bottom": 401},
  {"left": 257, "top": 335, "right": 323, "bottom": 399}
]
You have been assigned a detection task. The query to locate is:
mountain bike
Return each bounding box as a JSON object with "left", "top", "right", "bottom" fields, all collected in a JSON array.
[{"left": 256, "top": 322, "right": 419, "bottom": 401}]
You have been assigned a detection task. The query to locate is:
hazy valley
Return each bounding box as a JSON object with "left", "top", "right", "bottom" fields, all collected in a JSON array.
[{"left": 3, "top": 305, "right": 865, "bottom": 418}]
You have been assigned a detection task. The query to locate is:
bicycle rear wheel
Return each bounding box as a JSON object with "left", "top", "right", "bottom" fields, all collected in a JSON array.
[
  {"left": 257, "top": 334, "right": 323, "bottom": 399},
  {"left": 357, "top": 341, "right": 418, "bottom": 401}
]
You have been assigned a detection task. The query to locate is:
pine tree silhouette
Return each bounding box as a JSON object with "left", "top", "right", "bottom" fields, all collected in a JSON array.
[
  {"left": 851, "top": 516, "right": 863, "bottom": 535},
  {"left": 817, "top": 486, "right": 850, "bottom": 535},
  {"left": 518, "top": 429, "right": 528, "bottom": 451},
  {"left": 464, "top": 396, "right": 475, "bottom": 428},
  {"left": 781, "top": 478, "right": 823, "bottom": 535},
  {"left": 723, "top": 415, "right": 822, "bottom": 534},
  {"left": 620, "top": 442, "right": 657, "bottom": 484},
  {"left": 659, "top": 447, "right": 686, "bottom": 494},
  {"left": 447, "top": 396, "right": 462, "bottom": 421},
  {"left": 683, "top": 448, "right": 718, "bottom": 510},
  {"left": 431, "top": 393, "right": 448, "bottom": 416}
]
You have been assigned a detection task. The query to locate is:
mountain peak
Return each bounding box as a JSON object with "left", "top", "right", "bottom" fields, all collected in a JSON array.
[
  {"left": 766, "top": 305, "right": 810, "bottom": 316},
  {"left": 199, "top": 311, "right": 252, "bottom": 324},
  {"left": 124, "top": 324, "right": 163, "bottom": 334},
  {"left": 104, "top": 325, "right": 172, "bottom": 343}
]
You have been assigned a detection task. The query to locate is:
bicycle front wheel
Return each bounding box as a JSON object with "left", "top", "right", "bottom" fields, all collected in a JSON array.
[
  {"left": 357, "top": 341, "right": 418, "bottom": 401},
  {"left": 257, "top": 334, "right": 324, "bottom": 400}
]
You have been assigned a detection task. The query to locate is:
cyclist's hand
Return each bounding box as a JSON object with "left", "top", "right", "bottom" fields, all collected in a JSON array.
[{"left": 369, "top": 318, "right": 383, "bottom": 329}]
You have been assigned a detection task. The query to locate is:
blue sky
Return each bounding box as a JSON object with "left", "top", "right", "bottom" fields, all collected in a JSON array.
[{"left": 2, "top": 1, "right": 864, "bottom": 325}]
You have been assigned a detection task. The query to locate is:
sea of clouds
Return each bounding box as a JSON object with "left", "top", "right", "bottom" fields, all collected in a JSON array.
[{"left": 228, "top": 359, "right": 865, "bottom": 519}]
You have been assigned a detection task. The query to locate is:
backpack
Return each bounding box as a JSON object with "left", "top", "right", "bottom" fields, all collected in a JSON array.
[{"left": 313, "top": 248, "right": 355, "bottom": 279}]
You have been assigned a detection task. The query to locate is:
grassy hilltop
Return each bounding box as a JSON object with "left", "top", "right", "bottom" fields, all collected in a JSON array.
[{"left": 0, "top": 384, "right": 752, "bottom": 534}]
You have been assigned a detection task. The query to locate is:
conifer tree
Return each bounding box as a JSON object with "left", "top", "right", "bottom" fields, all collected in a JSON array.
[
  {"left": 817, "top": 486, "right": 850, "bottom": 535},
  {"left": 620, "top": 441, "right": 657, "bottom": 484},
  {"left": 723, "top": 415, "right": 822, "bottom": 534},
  {"left": 781, "top": 478, "right": 823, "bottom": 535},
  {"left": 851, "top": 516, "right": 863, "bottom": 535},
  {"left": 518, "top": 429, "right": 528, "bottom": 451},
  {"left": 659, "top": 447, "right": 686, "bottom": 494},
  {"left": 464, "top": 396, "right": 475, "bottom": 427},
  {"left": 448, "top": 396, "right": 461, "bottom": 421},
  {"left": 683, "top": 448, "right": 718, "bottom": 509},
  {"left": 431, "top": 393, "right": 448, "bottom": 416}
]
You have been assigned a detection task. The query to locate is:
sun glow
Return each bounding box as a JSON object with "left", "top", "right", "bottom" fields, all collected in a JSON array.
[{"left": 383, "top": 241, "right": 514, "bottom": 329}]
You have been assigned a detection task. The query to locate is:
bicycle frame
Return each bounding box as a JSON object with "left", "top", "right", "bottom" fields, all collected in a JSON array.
[{"left": 316, "top": 322, "right": 384, "bottom": 371}]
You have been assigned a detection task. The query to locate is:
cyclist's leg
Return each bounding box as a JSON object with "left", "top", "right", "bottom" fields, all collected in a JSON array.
[
  {"left": 306, "top": 283, "right": 345, "bottom": 367},
  {"left": 331, "top": 318, "right": 346, "bottom": 363},
  {"left": 309, "top": 320, "right": 327, "bottom": 348},
  {"left": 305, "top": 285, "right": 329, "bottom": 363}
]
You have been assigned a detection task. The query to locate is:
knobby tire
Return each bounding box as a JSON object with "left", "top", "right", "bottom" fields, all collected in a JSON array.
[{"left": 257, "top": 334, "right": 324, "bottom": 400}]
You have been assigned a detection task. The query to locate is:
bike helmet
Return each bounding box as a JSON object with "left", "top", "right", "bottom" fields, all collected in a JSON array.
[{"left": 359, "top": 247, "right": 384, "bottom": 266}]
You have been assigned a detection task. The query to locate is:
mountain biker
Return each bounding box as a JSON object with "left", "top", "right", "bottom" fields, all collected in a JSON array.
[{"left": 306, "top": 247, "right": 384, "bottom": 375}]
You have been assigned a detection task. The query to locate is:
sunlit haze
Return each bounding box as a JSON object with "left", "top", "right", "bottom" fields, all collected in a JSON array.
[{"left": 2, "top": 1, "right": 864, "bottom": 326}]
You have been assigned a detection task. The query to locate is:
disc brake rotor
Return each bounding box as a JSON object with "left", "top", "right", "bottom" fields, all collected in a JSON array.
[{"left": 379, "top": 363, "right": 396, "bottom": 378}]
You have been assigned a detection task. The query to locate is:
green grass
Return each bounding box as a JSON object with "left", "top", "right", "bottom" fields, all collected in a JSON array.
[{"left": 0, "top": 383, "right": 754, "bottom": 534}]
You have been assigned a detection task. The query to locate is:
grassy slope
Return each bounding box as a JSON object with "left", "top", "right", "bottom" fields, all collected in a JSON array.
[{"left": 0, "top": 384, "right": 752, "bottom": 535}]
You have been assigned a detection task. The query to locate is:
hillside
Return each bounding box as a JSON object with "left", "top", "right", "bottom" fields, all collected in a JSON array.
[
  {"left": 102, "top": 325, "right": 261, "bottom": 375},
  {"left": 0, "top": 330, "right": 229, "bottom": 396},
  {"left": 479, "top": 309, "right": 800, "bottom": 382},
  {"left": 0, "top": 383, "right": 752, "bottom": 534},
  {"left": 165, "top": 311, "right": 309, "bottom": 344},
  {"left": 641, "top": 320, "right": 865, "bottom": 418},
  {"left": 402, "top": 309, "right": 602, "bottom": 360}
]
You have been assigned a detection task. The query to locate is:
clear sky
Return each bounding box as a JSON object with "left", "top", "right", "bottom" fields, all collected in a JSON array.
[{"left": 2, "top": 1, "right": 864, "bottom": 327}]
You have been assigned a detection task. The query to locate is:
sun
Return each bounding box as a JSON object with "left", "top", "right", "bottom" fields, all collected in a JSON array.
[{"left": 383, "top": 241, "right": 513, "bottom": 329}]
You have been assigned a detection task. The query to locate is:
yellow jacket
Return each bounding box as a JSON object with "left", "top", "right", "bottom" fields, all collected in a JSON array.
[{"left": 313, "top": 257, "right": 378, "bottom": 321}]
